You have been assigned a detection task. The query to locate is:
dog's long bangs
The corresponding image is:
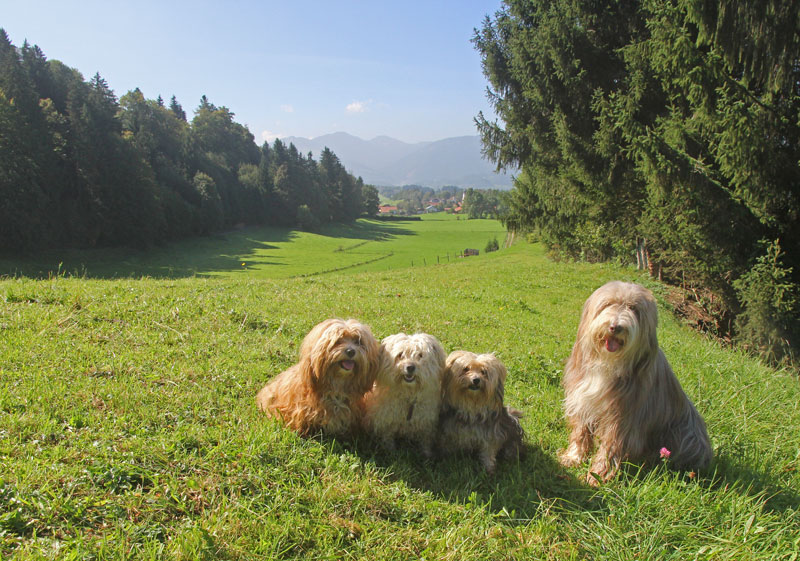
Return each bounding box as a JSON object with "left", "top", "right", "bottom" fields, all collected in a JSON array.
[{"left": 400, "top": 334, "right": 446, "bottom": 368}]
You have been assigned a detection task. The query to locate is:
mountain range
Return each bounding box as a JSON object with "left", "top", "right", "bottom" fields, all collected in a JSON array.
[{"left": 281, "top": 132, "right": 514, "bottom": 189}]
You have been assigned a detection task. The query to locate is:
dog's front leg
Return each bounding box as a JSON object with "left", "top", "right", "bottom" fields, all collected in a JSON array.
[
  {"left": 419, "top": 434, "right": 435, "bottom": 459},
  {"left": 379, "top": 433, "right": 397, "bottom": 452},
  {"left": 587, "top": 452, "right": 613, "bottom": 486},
  {"left": 479, "top": 443, "right": 500, "bottom": 474},
  {"left": 586, "top": 442, "right": 626, "bottom": 486},
  {"left": 559, "top": 421, "right": 594, "bottom": 467}
]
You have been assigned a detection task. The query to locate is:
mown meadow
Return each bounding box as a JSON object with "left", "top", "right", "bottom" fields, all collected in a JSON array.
[
  {"left": 1, "top": 219, "right": 799, "bottom": 559},
  {"left": 0, "top": 214, "right": 506, "bottom": 280}
]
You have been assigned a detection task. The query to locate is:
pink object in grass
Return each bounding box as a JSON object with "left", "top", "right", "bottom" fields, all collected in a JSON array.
[{"left": 659, "top": 447, "right": 671, "bottom": 459}]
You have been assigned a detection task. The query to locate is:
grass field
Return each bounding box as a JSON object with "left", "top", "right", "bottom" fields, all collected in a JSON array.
[
  {"left": 0, "top": 214, "right": 506, "bottom": 279},
  {"left": 2, "top": 235, "right": 799, "bottom": 559}
]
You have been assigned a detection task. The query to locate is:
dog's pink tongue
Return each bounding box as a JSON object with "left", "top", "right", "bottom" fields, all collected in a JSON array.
[
  {"left": 605, "top": 338, "right": 621, "bottom": 352},
  {"left": 341, "top": 360, "right": 355, "bottom": 371}
]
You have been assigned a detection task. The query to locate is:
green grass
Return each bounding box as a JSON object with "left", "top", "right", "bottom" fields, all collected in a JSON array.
[
  {"left": 1, "top": 241, "right": 799, "bottom": 559},
  {"left": 0, "top": 214, "right": 505, "bottom": 279}
]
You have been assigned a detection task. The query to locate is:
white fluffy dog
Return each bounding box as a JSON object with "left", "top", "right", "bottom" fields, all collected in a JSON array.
[
  {"left": 560, "top": 281, "right": 712, "bottom": 485},
  {"left": 363, "top": 332, "right": 446, "bottom": 456}
]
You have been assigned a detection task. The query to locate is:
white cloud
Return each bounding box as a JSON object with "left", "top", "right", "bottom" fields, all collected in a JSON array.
[
  {"left": 261, "top": 130, "right": 284, "bottom": 142},
  {"left": 280, "top": 104, "right": 294, "bottom": 113},
  {"left": 346, "top": 100, "right": 369, "bottom": 114}
]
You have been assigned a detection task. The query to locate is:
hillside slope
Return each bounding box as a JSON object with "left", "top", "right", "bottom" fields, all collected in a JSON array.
[{"left": 1, "top": 243, "right": 798, "bottom": 558}]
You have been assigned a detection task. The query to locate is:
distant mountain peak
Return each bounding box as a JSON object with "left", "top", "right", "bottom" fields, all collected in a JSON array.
[{"left": 282, "top": 133, "right": 512, "bottom": 189}]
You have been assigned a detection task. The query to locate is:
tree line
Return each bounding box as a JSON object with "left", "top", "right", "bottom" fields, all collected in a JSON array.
[
  {"left": 462, "top": 188, "right": 509, "bottom": 219},
  {"left": 475, "top": 0, "right": 799, "bottom": 365},
  {"left": 0, "top": 30, "right": 379, "bottom": 251}
]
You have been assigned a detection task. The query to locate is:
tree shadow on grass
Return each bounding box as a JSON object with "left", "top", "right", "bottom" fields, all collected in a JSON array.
[
  {"left": 321, "top": 219, "right": 418, "bottom": 242},
  {"left": 0, "top": 220, "right": 418, "bottom": 280}
]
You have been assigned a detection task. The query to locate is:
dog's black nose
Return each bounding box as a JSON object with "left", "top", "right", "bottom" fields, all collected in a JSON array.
[
  {"left": 609, "top": 324, "right": 618, "bottom": 333},
  {"left": 470, "top": 377, "right": 481, "bottom": 387},
  {"left": 346, "top": 348, "right": 356, "bottom": 358},
  {"left": 405, "top": 364, "right": 416, "bottom": 374}
]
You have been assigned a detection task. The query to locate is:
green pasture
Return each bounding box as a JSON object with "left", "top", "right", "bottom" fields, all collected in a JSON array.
[
  {"left": 1, "top": 214, "right": 505, "bottom": 279},
  {"left": 1, "top": 240, "right": 799, "bottom": 559}
]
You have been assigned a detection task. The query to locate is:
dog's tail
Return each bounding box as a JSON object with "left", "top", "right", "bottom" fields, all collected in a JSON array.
[
  {"left": 499, "top": 405, "right": 526, "bottom": 460},
  {"left": 506, "top": 406, "right": 523, "bottom": 420}
]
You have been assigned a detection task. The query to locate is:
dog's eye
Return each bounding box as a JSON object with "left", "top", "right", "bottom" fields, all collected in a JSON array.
[
  {"left": 417, "top": 353, "right": 423, "bottom": 359},
  {"left": 462, "top": 366, "right": 469, "bottom": 373},
  {"left": 481, "top": 368, "right": 487, "bottom": 376}
]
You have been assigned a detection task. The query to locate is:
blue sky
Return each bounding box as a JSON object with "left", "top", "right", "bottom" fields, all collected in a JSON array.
[{"left": 3, "top": 1, "right": 505, "bottom": 144}]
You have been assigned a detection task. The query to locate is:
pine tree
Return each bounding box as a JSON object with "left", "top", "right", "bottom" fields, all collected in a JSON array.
[
  {"left": 474, "top": 0, "right": 800, "bottom": 361},
  {"left": 169, "top": 95, "right": 187, "bottom": 121}
]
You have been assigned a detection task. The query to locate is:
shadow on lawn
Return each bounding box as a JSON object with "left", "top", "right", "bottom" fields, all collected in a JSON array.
[
  {"left": 706, "top": 455, "right": 800, "bottom": 514},
  {"left": 0, "top": 219, "right": 417, "bottom": 280},
  {"left": 333, "top": 438, "right": 603, "bottom": 522},
  {"left": 332, "top": 436, "right": 800, "bottom": 523}
]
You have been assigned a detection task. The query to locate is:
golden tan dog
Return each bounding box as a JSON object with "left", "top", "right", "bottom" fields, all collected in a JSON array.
[
  {"left": 363, "top": 332, "right": 446, "bottom": 457},
  {"left": 256, "top": 318, "right": 380, "bottom": 437},
  {"left": 560, "top": 281, "right": 712, "bottom": 485},
  {"left": 438, "top": 351, "right": 524, "bottom": 473}
]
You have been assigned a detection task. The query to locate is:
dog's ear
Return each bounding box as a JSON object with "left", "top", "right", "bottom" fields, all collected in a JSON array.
[
  {"left": 575, "top": 292, "right": 599, "bottom": 351},
  {"left": 378, "top": 341, "right": 393, "bottom": 371},
  {"left": 301, "top": 319, "right": 341, "bottom": 393},
  {"left": 640, "top": 295, "right": 659, "bottom": 351},
  {"left": 425, "top": 335, "right": 447, "bottom": 374},
  {"left": 487, "top": 355, "right": 507, "bottom": 410},
  {"left": 380, "top": 333, "right": 403, "bottom": 364},
  {"left": 494, "top": 378, "right": 505, "bottom": 411},
  {"left": 305, "top": 343, "right": 327, "bottom": 393},
  {"left": 349, "top": 321, "right": 379, "bottom": 392},
  {"left": 445, "top": 350, "right": 468, "bottom": 372},
  {"left": 441, "top": 350, "right": 466, "bottom": 403}
]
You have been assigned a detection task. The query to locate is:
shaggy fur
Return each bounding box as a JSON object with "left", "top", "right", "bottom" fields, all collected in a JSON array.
[
  {"left": 438, "top": 351, "right": 525, "bottom": 473},
  {"left": 560, "top": 281, "right": 712, "bottom": 485},
  {"left": 256, "top": 318, "right": 380, "bottom": 437},
  {"left": 363, "top": 332, "right": 446, "bottom": 456}
]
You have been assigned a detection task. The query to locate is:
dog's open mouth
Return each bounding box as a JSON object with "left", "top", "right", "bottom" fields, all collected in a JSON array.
[
  {"left": 403, "top": 373, "right": 416, "bottom": 383},
  {"left": 340, "top": 360, "right": 355, "bottom": 371},
  {"left": 604, "top": 337, "right": 623, "bottom": 352}
]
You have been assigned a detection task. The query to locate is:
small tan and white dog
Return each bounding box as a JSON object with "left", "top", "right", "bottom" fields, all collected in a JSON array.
[
  {"left": 560, "top": 281, "right": 712, "bottom": 485},
  {"left": 438, "top": 351, "right": 524, "bottom": 473},
  {"left": 256, "top": 318, "right": 380, "bottom": 437},
  {"left": 363, "top": 332, "right": 446, "bottom": 457}
]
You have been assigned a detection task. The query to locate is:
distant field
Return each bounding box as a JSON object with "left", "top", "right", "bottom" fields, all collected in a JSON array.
[
  {"left": 0, "top": 214, "right": 505, "bottom": 279},
  {"left": 2, "top": 241, "right": 798, "bottom": 559}
]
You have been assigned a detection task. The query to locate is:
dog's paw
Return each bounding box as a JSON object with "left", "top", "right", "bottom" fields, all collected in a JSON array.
[
  {"left": 480, "top": 452, "right": 498, "bottom": 474},
  {"left": 558, "top": 447, "right": 585, "bottom": 468},
  {"left": 585, "top": 471, "right": 603, "bottom": 487},
  {"left": 380, "top": 436, "right": 397, "bottom": 453}
]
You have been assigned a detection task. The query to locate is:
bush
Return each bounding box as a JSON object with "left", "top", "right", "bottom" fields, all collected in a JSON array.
[
  {"left": 296, "top": 204, "right": 320, "bottom": 232},
  {"left": 733, "top": 240, "right": 799, "bottom": 367},
  {"left": 485, "top": 237, "right": 499, "bottom": 253},
  {"left": 194, "top": 172, "right": 224, "bottom": 234}
]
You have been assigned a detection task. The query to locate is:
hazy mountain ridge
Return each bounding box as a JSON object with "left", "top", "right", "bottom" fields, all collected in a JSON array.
[{"left": 282, "top": 132, "right": 513, "bottom": 189}]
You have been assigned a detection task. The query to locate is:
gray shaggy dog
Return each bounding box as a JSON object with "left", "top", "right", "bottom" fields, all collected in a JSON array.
[
  {"left": 438, "top": 351, "right": 524, "bottom": 474},
  {"left": 559, "top": 281, "right": 712, "bottom": 485}
]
